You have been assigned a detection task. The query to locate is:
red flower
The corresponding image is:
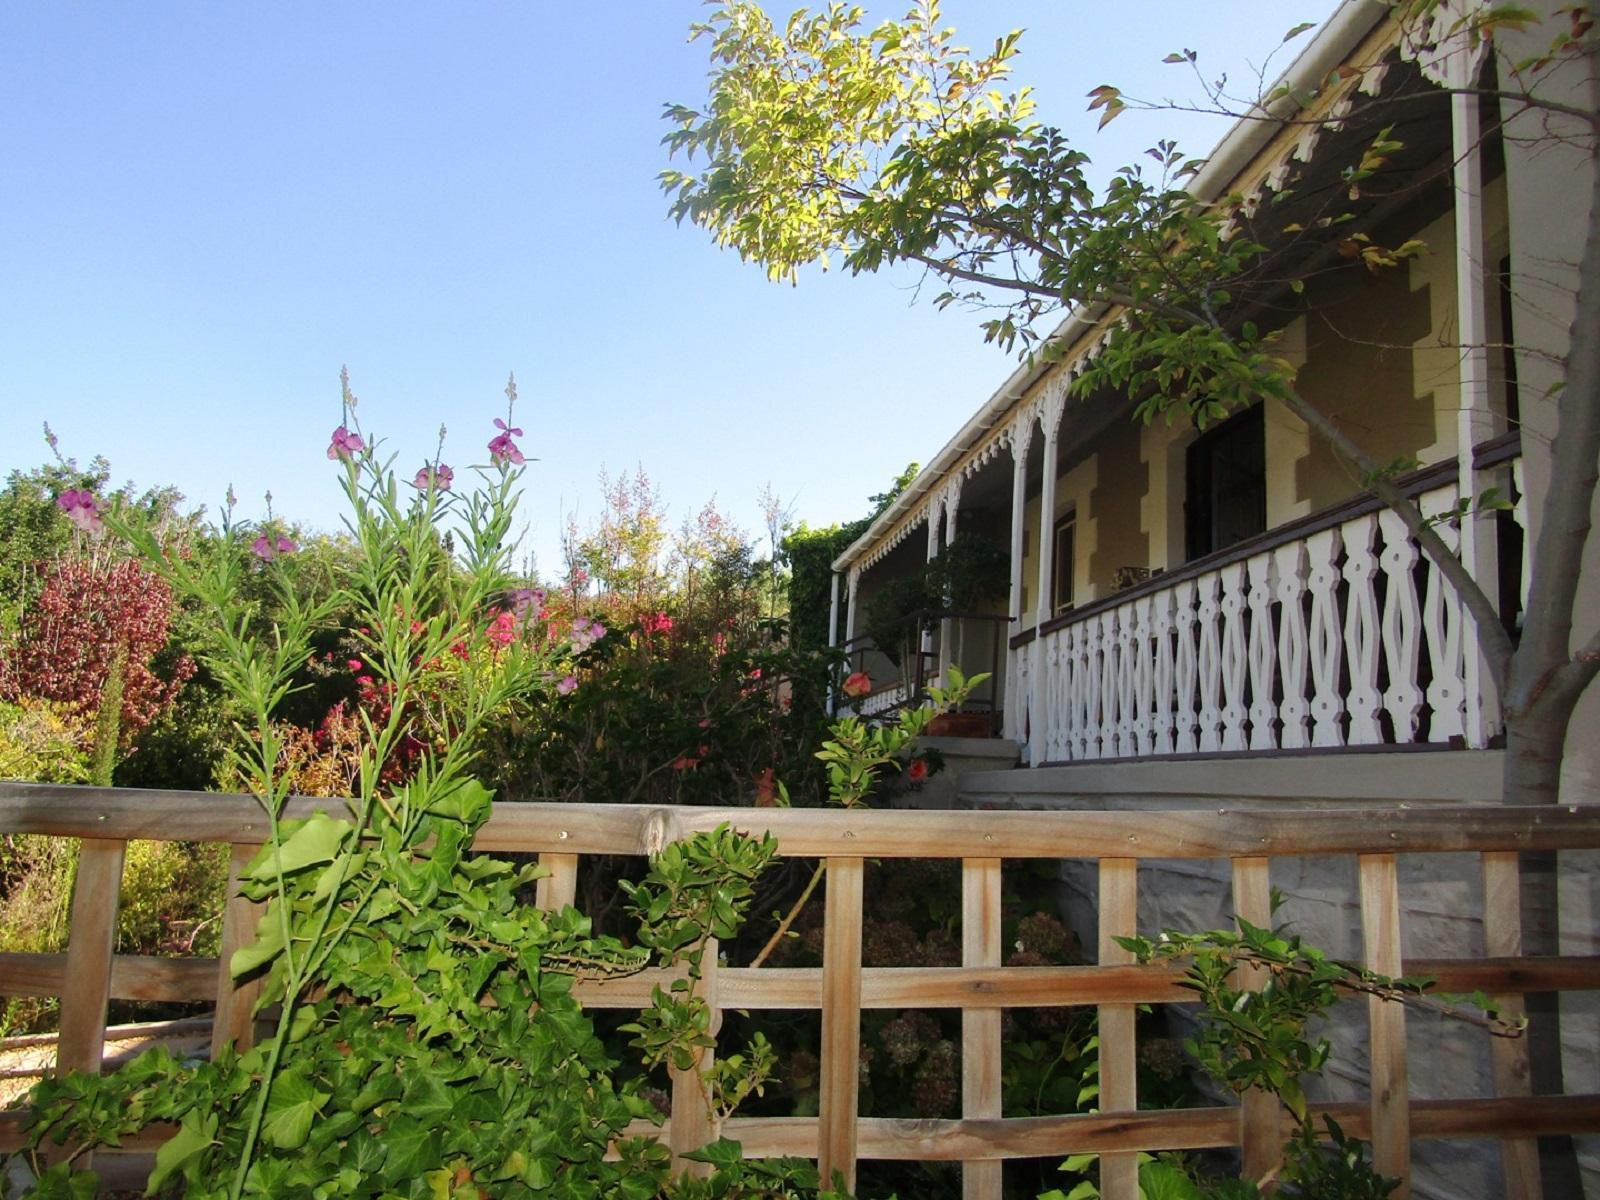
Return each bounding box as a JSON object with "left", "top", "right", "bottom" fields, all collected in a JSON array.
[
  {"left": 842, "top": 671, "right": 872, "bottom": 698},
  {"left": 906, "top": 758, "right": 929, "bottom": 783}
]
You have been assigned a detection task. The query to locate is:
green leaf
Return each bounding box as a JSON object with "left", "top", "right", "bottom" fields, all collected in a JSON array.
[
  {"left": 242, "top": 812, "right": 352, "bottom": 881},
  {"left": 261, "top": 1068, "right": 331, "bottom": 1150},
  {"left": 148, "top": 1109, "right": 216, "bottom": 1191},
  {"left": 230, "top": 906, "right": 286, "bottom": 979}
]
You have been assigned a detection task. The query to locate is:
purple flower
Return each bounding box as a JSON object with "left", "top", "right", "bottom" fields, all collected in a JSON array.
[
  {"left": 510, "top": 587, "right": 546, "bottom": 617},
  {"left": 251, "top": 534, "right": 299, "bottom": 561},
  {"left": 556, "top": 674, "right": 578, "bottom": 696},
  {"left": 56, "top": 489, "right": 103, "bottom": 534},
  {"left": 413, "top": 463, "right": 454, "bottom": 492},
  {"left": 570, "top": 616, "right": 607, "bottom": 653},
  {"left": 327, "top": 425, "right": 364, "bottom": 460},
  {"left": 487, "top": 418, "right": 525, "bottom": 466}
]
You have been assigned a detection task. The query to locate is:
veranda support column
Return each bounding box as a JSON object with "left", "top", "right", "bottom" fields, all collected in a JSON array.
[
  {"left": 939, "top": 479, "right": 962, "bottom": 684},
  {"left": 827, "top": 570, "right": 842, "bottom": 714},
  {"left": 1028, "top": 385, "right": 1067, "bottom": 764},
  {"left": 924, "top": 500, "right": 941, "bottom": 691},
  {"left": 1005, "top": 416, "right": 1035, "bottom": 743},
  {"left": 844, "top": 566, "right": 860, "bottom": 653},
  {"left": 1453, "top": 89, "right": 1502, "bottom": 747}
]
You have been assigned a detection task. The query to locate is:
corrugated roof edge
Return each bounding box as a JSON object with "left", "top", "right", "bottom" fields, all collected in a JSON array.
[{"left": 831, "top": 0, "right": 1388, "bottom": 574}]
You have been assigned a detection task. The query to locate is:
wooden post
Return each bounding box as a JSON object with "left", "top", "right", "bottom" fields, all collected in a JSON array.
[
  {"left": 212, "top": 842, "right": 267, "bottom": 1058},
  {"left": 535, "top": 852, "right": 579, "bottom": 911},
  {"left": 669, "top": 937, "right": 720, "bottom": 1176},
  {"left": 1231, "top": 856, "right": 1282, "bottom": 1188},
  {"left": 1359, "top": 853, "right": 1410, "bottom": 1197},
  {"left": 818, "top": 858, "right": 864, "bottom": 1192},
  {"left": 1097, "top": 858, "right": 1138, "bottom": 1200},
  {"left": 56, "top": 838, "right": 126, "bottom": 1076},
  {"left": 962, "top": 858, "right": 1003, "bottom": 1200},
  {"left": 1482, "top": 851, "right": 1541, "bottom": 1200}
]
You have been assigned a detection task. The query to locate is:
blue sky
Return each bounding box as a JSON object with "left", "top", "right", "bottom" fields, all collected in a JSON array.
[{"left": 2, "top": 1, "right": 1336, "bottom": 577}]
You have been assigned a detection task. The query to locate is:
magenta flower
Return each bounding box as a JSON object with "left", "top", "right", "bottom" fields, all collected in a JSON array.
[
  {"left": 487, "top": 418, "right": 525, "bottom": 466},
  {"left": 556, "top": 674, "right": 578, "bottom": 696},
  {"left": 56, "top": 489, "right": 103, "bottom": 534},
  {"left": 327, "top": 425, "right": 364, "bottom": 460},
  {"left": 251, "top": 534, "right": 299, "bottom": 561},
  {"left": 413, "top": 463, "right": 454, "bottom": 492}
]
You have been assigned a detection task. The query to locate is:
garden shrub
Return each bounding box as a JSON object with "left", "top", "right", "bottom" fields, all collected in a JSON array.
[{"left": 1, "top": 386, "right": 847, "bottom": 1200}]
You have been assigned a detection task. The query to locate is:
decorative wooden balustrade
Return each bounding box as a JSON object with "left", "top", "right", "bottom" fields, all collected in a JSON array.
[
  {"left": 3, "top": 781, "right": 1599, "bottom": 1199},
  {"left": 1008, "top": 450, "right": 1526, "bottom": 764}
]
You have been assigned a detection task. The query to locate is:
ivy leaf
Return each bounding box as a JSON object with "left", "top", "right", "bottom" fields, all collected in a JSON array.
[
  {"left": 261, "top": 1068, "right": 331, "bottom": 1150},
  {"left": 230, "top": 906, "right": 286, "bottom": 979},
  {"left": 241, "top": 812, "right": 352, "bottom": 882},
  {"left": 148, "top": 1109, "right": 216, "bottom": 1192}
]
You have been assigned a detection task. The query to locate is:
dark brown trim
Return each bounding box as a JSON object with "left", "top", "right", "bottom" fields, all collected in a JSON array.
[
  {"left": 1472, "top": 429, "right": 1522, "bottom": 471},
  {"left": 1009, "top": 627, "right": 1037, "bottom": 651}
]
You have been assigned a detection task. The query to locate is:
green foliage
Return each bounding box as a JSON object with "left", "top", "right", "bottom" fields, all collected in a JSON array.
[
  {"left": 859, "top": 532, "right": 1007, "bottom": 668},
  {"left": 5, "top": 390, "right": 837, "bottom": 1200},
  {"left": 1106, "top": 910, "right": 1518, "bottom": 1197},
  {"left": 783, "top": 462, "right": 918, "bottom": 654},
  {"left": 0, "top": 698, "right": 91, "bottom": 784}
]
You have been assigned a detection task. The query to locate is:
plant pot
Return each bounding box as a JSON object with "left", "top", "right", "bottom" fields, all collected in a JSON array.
[{"left": 925, "top": 712, "right": 993, "bottom": 738}]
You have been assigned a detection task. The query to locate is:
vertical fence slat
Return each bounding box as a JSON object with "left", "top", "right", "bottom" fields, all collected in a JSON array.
[
  {"left": 212, "top": 842, "right": 267, "bottom": 1058},
  {"left": 1359, "top": 853, "right": 1410, "bottom": 1196},
  {"left": 962, "top": 858, "right": 1003, "bottom": 1200},
  {"left": 1231, "top": 856, "right": 1282, "bottom": 1187},
  {"left": 56, "top": 838, "right": 126, "bottom": 1076},
  {"left": 1097, "top": 858, "right": 1138, "bottom": 1200},
  {"left": 819, "top": 857, "right": 864, "bottom": 1192},
  {"left": 1482, "top": 851, "right": 1541, "bottom": 1200},
  {"left": 535, "top": 852, "right": 579, "bottom": 911},
  {"left": 669, "top": 937, "right": 720, "bottom": 1175}
]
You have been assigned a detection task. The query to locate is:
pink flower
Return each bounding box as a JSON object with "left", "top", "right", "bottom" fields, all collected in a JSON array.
[
  {"left": 327, "top": 425, "right": 364, "bottom": 460},
  {"left": 413, "top": 463, "right": 454, "bottom": 492},
  {"left": 487, "top": 418, "right": 525, "bottom": 466},
  {"left": 486, "top": 610, "right": 518, "bottom": 647},
  {"left": 56, "top": 489, "right": 103, "bottom": 534},
  {"left": 641, "top": 611, "right": 674, "bottom": 635},
  {"left": 347, "top": 658, "right": 364, "bottom": 672},
  {"left": 842, "top": 671, "right": 872, "bottom": 698},
  {"left": 251, "top": 534, "right": 298, "bottom": 561},
  {"left": 556, "top": 674, "right": 578, "bottom": 696}
]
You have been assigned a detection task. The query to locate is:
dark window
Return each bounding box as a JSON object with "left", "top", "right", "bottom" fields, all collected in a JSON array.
[
  {"left": 1053, "top": 512, "right": 1076, "bottom": 614},
  {"left": 1186, "top": 405, "right": 1266, "bottom": 560}
]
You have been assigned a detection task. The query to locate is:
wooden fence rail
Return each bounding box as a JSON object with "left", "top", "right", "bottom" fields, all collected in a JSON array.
[{"left": 3, "top": 782, "right": 1600, "bottom": 1199}]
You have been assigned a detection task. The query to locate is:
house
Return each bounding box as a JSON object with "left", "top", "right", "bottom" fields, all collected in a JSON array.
[
  {"left": 826, "top": 0, "right": 1598, "bottom": 809},
  {"left": 824, "top": 6, "right": 1598, "bottom": 1195}
]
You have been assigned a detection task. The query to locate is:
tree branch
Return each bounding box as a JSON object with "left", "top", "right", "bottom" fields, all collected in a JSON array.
[
  {"left": 1274, "top": 384, "right": 1517, "bottom": 675},
  {"left": 1504, "top": 85, "right": 1600, "bottom": 720}
]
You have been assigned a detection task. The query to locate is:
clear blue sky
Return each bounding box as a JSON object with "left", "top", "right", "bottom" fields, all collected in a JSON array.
[{"left": 1, "top": 2, "right": 1336, "bottom": 577}]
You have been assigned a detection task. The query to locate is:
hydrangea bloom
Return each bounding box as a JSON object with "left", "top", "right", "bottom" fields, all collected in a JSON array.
[
  {"left": 327, "top": 426, "right": 364, "bottom": 460},
  {"left": 487, "top": 418, "right": 525, "bottom": 466}
]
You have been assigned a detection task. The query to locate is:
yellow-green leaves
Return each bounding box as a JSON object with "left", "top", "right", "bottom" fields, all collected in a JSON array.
[{"left": 240, "top": 812, "right": 352, "bottom": 883}]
